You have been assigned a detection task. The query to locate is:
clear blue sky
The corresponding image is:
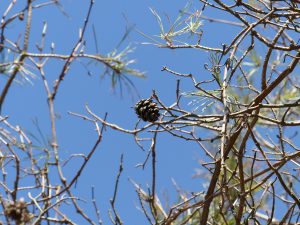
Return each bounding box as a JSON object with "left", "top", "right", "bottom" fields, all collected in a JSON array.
[{"left": 1, "top": 0, "right": 250, "bottom": 224}]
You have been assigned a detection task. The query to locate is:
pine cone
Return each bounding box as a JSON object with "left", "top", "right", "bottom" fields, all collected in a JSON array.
[
  {"left": 135, "top": 98, "right": 160, "bottom": 122},
  {"left": 4, "top": 199, "right": 32, "bottom": 224}
]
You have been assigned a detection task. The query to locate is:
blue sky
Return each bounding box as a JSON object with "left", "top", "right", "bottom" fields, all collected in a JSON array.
[
  {"left": 1, "top": 1, "right": 212, "bottom": 223},
  {"left": 0, "top": 0, "right": 282, "bottom": 224}
]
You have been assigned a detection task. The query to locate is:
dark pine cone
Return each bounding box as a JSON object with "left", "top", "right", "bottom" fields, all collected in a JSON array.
[
  {"left": 135, "top": 98, "right": 160, "bottom": 122},
  {"left": 4, "top": 199, "right": 31, "bottom": 224}
]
